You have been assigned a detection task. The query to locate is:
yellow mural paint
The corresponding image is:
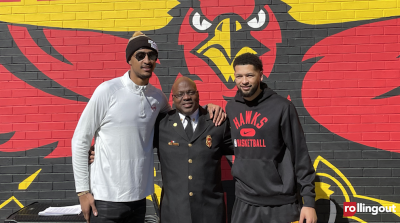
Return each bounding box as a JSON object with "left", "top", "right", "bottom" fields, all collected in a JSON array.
[
  {"left": 315, "top": 182, "right": 334, "bottom": 201},
  {"left": 282, "top": 0, "right": 400, "bottom": 25},
  {"left": 0, "top": 196, "right": 24, "bottom": 209},
  {"left": 316, "top": 172, "right": 351, "bottom": 202},
  {"left": 146, "top": 167, "right": 161, "bottom": 204},
  {"left": 197, "top": 18, "right": 258, "bottom": 82},
  {"left": 0, "top": 0, "right": 179, "bottom": 31},
  {"left": 18, "top": 169, "right": 42, "bottom": 190},
  {"left": 146, "top": 184, "right": 162, "bottom": 205},
  {"left": 197, "top": 19, "right": 233, "bottom": 60},
  {"left": 203, "top": 47, "right": 257, "bottom": 83},
  {"left": 235, "top": 21, "right": 242, "bottom": 31},
  {"left": 0, "top": 169, "right": 42, "bottom": 210}
]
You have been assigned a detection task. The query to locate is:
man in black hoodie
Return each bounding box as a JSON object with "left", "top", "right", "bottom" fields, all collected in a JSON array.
[{"left": 226, "top": 53, "right": 317, "bottom": 223}]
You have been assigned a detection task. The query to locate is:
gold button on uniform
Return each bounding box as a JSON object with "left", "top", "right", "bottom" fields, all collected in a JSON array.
[
  {"left": 188, "top": 175, "right": 192, "bottom": 180},
  {"left": 188, "top": 143, "right": 192, "bottom": 147},
  {"left": 188, "top": 159, "right": 192, "bottom": 163},
  {"left": 189, "top": 192, "right": 193, "bottom": 196}
]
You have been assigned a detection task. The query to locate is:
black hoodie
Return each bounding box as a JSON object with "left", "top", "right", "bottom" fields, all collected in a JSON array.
[{"left": 226, "top": 82, "right": 315, "bottom": 208}]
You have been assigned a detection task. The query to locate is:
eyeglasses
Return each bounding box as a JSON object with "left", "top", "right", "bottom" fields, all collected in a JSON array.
[
  {"left": 134, "top": 51, "right": 158, "bottom": 61},
  {"left": 172, "top": 90, "right": 198, "bottom": 99}
]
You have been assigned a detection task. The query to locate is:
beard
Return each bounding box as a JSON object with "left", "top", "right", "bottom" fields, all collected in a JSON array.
[
  {"left": 238, "top": 84, "right": 258, "bottom": 98},
  {"left": 131, "top": 62, "right": 154, "bottom": 81}
]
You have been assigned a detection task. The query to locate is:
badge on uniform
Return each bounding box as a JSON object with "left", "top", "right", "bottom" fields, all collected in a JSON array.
[
  {"left": 168, "top": 141, "right": 179, "bottom": 146},
  {"left": 206, "top": 135, "right": 212, "bottom": 148}
]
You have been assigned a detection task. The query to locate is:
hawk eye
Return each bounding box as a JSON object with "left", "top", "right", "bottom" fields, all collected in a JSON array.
[
  {"left": 247, "top": 9, "right": 267, "bottom": 29},
  {"left": 192, "top": 12, "right": 212, "bottom": 31}
]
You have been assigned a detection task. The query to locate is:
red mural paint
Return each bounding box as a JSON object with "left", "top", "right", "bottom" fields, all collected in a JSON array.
[
  {"left": 198, "top": 0, "right": 256, "bottom": 21},
  {"left": 0, "top": 64, "right": 84, "bottom": 158},
  {"left": 302, "top": 18, "right": 400, "bottom": 153},
  {"left": 1, "top": 25, "right": 163, "bottom": 158}
]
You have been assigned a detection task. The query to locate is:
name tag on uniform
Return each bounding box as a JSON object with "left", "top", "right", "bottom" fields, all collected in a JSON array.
[{"left": 168, "top": 141, "right": 179, "bottom": 146}]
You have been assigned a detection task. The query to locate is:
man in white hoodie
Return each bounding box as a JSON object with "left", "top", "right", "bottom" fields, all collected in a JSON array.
[{"left": 72, "top": 32, "right": 225, "bottom": 223}]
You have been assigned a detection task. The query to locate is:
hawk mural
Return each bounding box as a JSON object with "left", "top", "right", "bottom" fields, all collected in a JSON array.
[{"left": 1, "top": 0, "right": 400, "bottom": 222}]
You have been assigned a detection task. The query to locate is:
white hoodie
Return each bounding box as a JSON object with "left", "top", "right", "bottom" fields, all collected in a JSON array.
[{"left": 72, "top": 71, "right": 171, "bottom": 202}]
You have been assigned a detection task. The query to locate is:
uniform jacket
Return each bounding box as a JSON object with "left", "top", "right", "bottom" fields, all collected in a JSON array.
[
  {"left": 226, "top": 82, "right": 316, "bottom": 208},
  {"left": 154, "top": 106, "right": 234, "bottom": 223}
]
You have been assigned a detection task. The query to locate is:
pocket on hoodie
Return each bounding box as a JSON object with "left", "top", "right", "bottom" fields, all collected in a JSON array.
[{"left": 232, "top": 159, "right": 284, "bottom": 196}]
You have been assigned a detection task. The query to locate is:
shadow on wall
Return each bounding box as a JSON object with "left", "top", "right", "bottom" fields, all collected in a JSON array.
[{"left": 314, "top": 174, "right": 349, "bottom": 223}]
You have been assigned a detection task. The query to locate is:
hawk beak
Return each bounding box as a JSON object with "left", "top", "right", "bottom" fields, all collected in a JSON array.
[{"left": 195, "top": 18, "right": 259, "bottom": 83}]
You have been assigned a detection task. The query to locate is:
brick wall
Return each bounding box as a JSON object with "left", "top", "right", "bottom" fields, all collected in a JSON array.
[{"left": 1, "top": 0, "right": 400, "bottom": 222}]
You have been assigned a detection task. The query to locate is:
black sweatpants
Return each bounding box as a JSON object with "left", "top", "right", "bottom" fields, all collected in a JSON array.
[
  {"left": 231, "top": 198, "right": 300, "bottom": 223},
  {"left": 90, "top": 199, "right": 146, "bottom": 223}
]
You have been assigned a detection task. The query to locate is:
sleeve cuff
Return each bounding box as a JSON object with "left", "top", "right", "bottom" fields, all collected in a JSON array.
[
  {"left": 303, "top": 196, "right": 315, "bottom": 208},
  {"left": 75, "top": 185, "right": 90, "bottom": 193}
]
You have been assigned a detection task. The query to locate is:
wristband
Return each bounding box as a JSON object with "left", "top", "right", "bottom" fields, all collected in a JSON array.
[{"left": 77, "top": 191, "right": 90, "bottom": 197}]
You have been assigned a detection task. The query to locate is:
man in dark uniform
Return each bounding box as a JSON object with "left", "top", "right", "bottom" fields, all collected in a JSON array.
[{"left": 154, "top": 77, "right": 234, "bottom": 223}]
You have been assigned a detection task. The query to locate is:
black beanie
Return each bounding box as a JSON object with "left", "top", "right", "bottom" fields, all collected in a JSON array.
[{"left": 126, "top": 31, "right": 158, "bottom": 63}]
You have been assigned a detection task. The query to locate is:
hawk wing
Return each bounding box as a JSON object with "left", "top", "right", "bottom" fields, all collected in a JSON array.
[
  {"left": 0, "top": 25, "right": 163, "bottom": 158},
  {"left": 302, "top": 18, "right": 400, "bottom": 153}
]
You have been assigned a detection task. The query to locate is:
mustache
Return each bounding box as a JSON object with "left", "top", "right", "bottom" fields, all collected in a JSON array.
[
  {"left": 141, "top": 65, "right": 153, "bottom": 69},
  {"left": 141, "top": 63, "right": 153, "bottom": 68}
]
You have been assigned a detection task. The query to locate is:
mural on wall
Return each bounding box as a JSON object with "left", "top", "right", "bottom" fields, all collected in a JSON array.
[
  {"left": 1, "top": 0, "right": 400, "bottom": 222},
  {"left": 314, "top": 156, "right": 400, "bottom": 223},
  {"left": 0, "top": 169, "right": 41, "bottom": 209}
]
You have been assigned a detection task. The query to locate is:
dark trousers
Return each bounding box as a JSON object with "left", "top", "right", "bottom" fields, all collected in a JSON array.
[
  {"left": 90, "top": 199, "right": 146, "bottom": 223},
  {"left": 231, "top": 198, "right": 300, "bottom": 223}
]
